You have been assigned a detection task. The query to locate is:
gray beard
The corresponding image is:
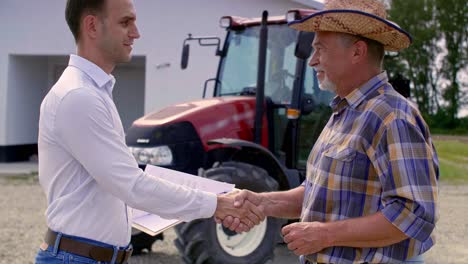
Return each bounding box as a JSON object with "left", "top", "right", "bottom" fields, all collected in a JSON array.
[{"left": 319, "top": 79, "right": 337, "bottom": 93}]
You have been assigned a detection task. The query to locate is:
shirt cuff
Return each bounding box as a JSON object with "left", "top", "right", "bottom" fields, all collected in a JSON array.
[
  {"left": 197, "top": 191, "right": 217, "bottom": 219},
  {"left": 381, "top": 200, "right": 435, "bottom": 242}
]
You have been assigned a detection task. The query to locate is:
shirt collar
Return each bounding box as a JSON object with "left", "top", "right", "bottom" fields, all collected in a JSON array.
[
  {"left": 345, "top": 71, "right": 388, "bottom": 109},
  {"left": 68, "top": 54, "right": 116, "bottom": 94},
  {"left": 330, "top": 71, "right": 388, "bottom": 112},
  {"left": 330, "top": 96, "right": 349, "bottom": 114}
]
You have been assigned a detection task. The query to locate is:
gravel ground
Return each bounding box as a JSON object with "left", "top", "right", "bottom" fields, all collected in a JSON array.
[{"left": 0, "top": 175, "right": 467, "bottom": 264}]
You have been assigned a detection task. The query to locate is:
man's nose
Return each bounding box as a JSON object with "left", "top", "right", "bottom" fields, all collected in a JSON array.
[
  {"left": 308, "top": 57, "right": 318, "bottom": 67},
  {"left": 130, "top": 24, "right": 141, "bottom": 39},
  {"left": 308, "top": 52, "right": 318, "bottom": 67}
]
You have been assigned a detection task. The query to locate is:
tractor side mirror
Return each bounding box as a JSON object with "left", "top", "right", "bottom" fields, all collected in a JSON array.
[
  {"left": 181, "top": 43, "right": 190, "bottom": 69},
  {"left": 295, "top": 31, "right": 315, "bottom": 60},
  {"left": 301, "top": 93, "right": 315, "bottom": 115},
  {"left": 181, "top": 34, "right": 222, "bottom": 70}
]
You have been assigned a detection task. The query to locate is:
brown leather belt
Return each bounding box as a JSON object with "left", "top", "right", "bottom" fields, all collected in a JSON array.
[{"left": 44, "top": 229, "right": 132, "bottom": 264}]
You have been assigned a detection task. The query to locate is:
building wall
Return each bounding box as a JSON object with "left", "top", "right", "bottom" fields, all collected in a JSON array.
[
  {"left": 0, "top": 0, "right": 75, "bottom": 148},
  {"left": 6, "top": 56, "right": 48, "bottom": 145},
  {"left": 0, "top": 0, "right": 312, "bottom": 160}
]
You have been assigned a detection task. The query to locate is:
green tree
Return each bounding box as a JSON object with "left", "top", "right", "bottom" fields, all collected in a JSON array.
[
  {"left": 387, "top": 0, "right": 441, "bottom": 116},
  {"left": 435, "top": 0, "right": 467, "bottom": 125},
  {"left": 387, "top": 0, "right": 468, "bottom": 126}
]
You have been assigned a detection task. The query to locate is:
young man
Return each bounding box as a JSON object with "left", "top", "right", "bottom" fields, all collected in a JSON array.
[
  {"left": 224, "top": 0, "right": 439, "bottom": 263},
  {"left": 35, "top": 1, "right": 262, "bottom": 263}
]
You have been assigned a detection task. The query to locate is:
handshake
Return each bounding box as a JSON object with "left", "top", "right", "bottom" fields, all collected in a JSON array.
[
  {"left": 212, "top": 187, "right": 417, "bottom": 257},
  {"left": 214, "top": 189, "right": 269, "bottom": 233},
  {"left": 213, "top": 188, "right": 330, "bottom": 256}
]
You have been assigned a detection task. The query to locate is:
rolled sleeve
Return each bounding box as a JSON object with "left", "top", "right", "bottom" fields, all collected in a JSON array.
[
  {"left": 381, "top": 198, "right": 435, "bottom": 242},
  {"left": 374, "top": 117, "right": 438, "bottom": 243}
]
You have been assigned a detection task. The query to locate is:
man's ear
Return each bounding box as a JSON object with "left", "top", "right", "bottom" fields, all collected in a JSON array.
[
  {"left": 82, "top": 14, "right": 99, "bottom": 40},
  {"left": 351, "top": 40, "right": 368, "bottom": 64}
]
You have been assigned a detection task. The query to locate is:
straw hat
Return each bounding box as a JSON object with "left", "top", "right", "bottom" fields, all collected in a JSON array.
[{"left": 288, "top": 0, "right": 412, "bottom": 51}]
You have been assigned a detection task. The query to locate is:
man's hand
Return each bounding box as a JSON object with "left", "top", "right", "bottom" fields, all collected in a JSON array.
[
  {"left": 281, "top": 222, "right": 331, "bottom": 256},
  {"left": 214, "top": 191, "right": 265, "bottom": 232},
  {"left": 216, "top": 189, "right": 268, "bottom": 233},
  {"left": 232, "top": 189, "right": 265, "bottom": 209}
]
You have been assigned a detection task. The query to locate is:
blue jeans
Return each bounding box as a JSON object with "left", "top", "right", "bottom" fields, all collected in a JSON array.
[{"left": 35, "top": 232, "right": 130, "bottom": 264}]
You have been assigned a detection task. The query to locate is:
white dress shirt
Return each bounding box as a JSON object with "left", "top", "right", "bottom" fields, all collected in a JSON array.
[{"left": 38, "top": 54, "right": 217, "bottom": 246}]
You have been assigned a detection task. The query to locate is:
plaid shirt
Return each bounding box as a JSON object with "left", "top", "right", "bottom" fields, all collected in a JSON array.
[{"left": 301, "top": 72, "right": 439, "bottom": 264}]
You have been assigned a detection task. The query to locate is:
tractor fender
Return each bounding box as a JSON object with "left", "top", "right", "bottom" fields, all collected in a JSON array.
[{"left": 207, "top": 138, "right": 301, "bottom": 190}]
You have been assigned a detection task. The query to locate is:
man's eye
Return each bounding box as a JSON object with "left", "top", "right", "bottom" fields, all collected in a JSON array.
[{"left": 121, "top": 21, "right": 129, "bottom": 26}]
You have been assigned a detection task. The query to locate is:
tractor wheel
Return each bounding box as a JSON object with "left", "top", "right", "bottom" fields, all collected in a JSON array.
[
  {"left": 130, "top": 230, "right": 163, "bottom": 255},
  {"left": 174, "top": 161, "right": 281, "bottom": 264}
]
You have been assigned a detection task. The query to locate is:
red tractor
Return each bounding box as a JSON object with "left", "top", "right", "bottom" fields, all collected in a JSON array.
[{"left": 127, "top": 9, "right": 333, "bottom": 263}]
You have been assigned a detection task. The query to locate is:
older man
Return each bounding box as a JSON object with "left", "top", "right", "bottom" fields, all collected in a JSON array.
[{"left": 226, "top": 0, "right": 439, "bottom": 263}]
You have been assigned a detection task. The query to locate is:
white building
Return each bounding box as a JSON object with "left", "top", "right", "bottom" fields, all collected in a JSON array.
[{"left": 0, "top": 0, "right": 322, "bottom": 162}]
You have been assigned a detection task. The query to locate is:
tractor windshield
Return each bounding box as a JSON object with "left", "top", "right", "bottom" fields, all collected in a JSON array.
[{"left": 217, "top": 25, "right": 299, "bottom": 105}]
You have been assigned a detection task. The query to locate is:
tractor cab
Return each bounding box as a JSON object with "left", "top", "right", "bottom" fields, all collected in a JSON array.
[{"left": 181, "top": 11, "right": 334, "bottom": 173}]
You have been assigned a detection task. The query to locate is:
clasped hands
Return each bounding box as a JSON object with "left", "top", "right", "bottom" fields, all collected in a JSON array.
[
  {"left": 214, "top": 189, "right": 265, "bottom": 233},
  {"left": 214, "top": 189, "right": 329, "bottom": 256}
]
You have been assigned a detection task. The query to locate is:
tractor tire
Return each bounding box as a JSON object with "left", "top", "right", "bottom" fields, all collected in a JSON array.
[
  {"left": 130, "top": 231, "right": 163, "bottom": 255},
  {"left": 174, "top": 161, "right": 281, "bottom": 264}
]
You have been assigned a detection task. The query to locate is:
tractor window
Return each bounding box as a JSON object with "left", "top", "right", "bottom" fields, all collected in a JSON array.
[
  {"left": 217, "top": 28, "right": 260, "bottom": 96},
  {"left": 264, "top": 28, "right": 297, "bottom": 105},
  {"left": 217, "top": 25, "right": 298, "bottom": 106}
]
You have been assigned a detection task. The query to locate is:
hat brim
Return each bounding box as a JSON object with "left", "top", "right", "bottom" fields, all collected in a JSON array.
[{"left": 288, "top": 9, "right": 412, "bottom": 51}]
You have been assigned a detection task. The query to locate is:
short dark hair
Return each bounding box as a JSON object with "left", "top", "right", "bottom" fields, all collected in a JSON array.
[{"left": 65, "top": 0, "right": 106, "bottom": 42}]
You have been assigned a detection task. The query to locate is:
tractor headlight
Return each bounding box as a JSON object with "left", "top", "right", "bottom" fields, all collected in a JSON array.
[{"left": 129, "top": 146, "right": 173, "bottom": 166}]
